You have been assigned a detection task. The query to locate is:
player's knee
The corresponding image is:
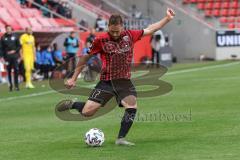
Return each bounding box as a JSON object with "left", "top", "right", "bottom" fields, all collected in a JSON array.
[
  {"left": 125, "top": 104, "right": 137, "bottom": 109},
  {"left": 122, "top": 101, "right": 138, "bottom": 109},
  {"left": 81, "top": 109, "right": 94, "bottom": 117},
  {"left": 121, "top": 95, "right": 137, "bottom": 108},
  {"left": 81, "top": 105, "right": 98, "bottom": 117}
]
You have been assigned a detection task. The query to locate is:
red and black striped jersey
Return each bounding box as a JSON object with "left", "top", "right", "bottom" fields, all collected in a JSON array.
[{"left": 88, "top": 30, "right": 143, "bottom": 80}]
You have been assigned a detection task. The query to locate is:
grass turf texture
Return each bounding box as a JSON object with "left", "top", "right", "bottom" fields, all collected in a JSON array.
[{"left": 0, "top": 61, "right": 239, "bottom": 160}]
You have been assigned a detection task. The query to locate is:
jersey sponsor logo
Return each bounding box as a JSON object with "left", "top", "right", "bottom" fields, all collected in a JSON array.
[{"left": 103, "top": 40, "right": 131, "bottom": 54}]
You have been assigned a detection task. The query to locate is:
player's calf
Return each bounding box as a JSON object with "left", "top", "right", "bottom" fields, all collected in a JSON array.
[{"left": 56, "top": 99, "right": 100, "bottom": 117}]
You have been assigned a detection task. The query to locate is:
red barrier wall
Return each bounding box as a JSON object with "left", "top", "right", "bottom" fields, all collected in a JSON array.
[{"left": 79, "top": 32, "right": 152, "bottom": 64}]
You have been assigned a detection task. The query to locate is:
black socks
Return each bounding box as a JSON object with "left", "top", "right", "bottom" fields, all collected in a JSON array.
[
  {"left": 72, "top": 103, "right": 137, "bottom": 138},
  {"left": 72, "top": 102, "right": 85, "bottom": 113},
  {"left": 118, "top": 108, "right": 137, "bottom": 138}
]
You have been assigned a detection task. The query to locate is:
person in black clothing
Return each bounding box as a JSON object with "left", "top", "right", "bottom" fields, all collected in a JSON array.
[
  {"left": 151, "top": 34, "right": 162, "bottom": 68},
  {"left": 1, "top": 25, "right": 21, "bottom": 91},
  {"left": 86, "top": 28, "right": 96, "bottom": 44},
  {"left": 56, "top": 1, "right": 66, "bottom": 17}
]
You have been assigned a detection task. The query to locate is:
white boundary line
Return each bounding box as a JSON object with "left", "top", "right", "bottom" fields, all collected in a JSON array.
[
  {"left": 0, "top": 62, "right": 239, "bottom": 102},
  {"left": 166, "top": 62, "right": 240, "bottom": 75},
  {"left": 0, "top": 91, "right": 55, "bottom": 102}
]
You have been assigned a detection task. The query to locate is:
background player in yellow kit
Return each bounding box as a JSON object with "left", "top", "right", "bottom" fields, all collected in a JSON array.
[{"left": 20, "top": 27, "right": 36, "bottom": 89}]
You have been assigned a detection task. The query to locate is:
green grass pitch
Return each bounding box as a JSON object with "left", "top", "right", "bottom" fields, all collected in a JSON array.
[{"left": 0, "top": 61, "right": 240, "bottom": 160}]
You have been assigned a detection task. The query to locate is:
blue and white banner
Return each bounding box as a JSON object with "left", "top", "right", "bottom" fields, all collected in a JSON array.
[{"left": 216, "top": 30, "right": 240, "bottom": 47}]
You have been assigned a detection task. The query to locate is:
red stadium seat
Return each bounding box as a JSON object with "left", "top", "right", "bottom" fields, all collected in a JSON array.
[
  {"left": 0, "top": 8, "right": 21, "bottom": 30},
  {"left": 8, "top": 0, "right": 22, "bottom": 10},
  {"left": 213, "top": 9, "right": 220, "bottom": 17},
  {"left": 31, "top": 9, "right": 42, "bottom": 17},
  {"left": 182, "top": 0, "right": 239, "bottom": 29},
  {"left": 227, "top": 17, "right": 236, "bottom": 23},
  {"left": 0, "top": 0, "right": 75, "bottom": 31},
  {"left": 7, "top": 8, "right": 22, "bottom": 18},
  {"left": 197, "top": 3, "right": 205, "bottom": 10},
  {"left": 219, "top": 17, "right": 228, "bottom": 24},
  {"left": 36, "top": 17, "right": 53, "bottom": 28},
  {"left": 0, "top": 19, "right": 5, "bottom": 30},
  {"left": 54, "top": 18, "right": 76, "bottom": 27},
  {"left": 230, "top": 1, "right": 238, "bottom": 9},
  {"left": 228, "top": 23, "right": 235, "bottom": 29},
  {"left": 213, "top": 2, "right": 221, "bottom": 9},
  {"left": 197, "top": 0, "right": 206, "bottom": 2},
  {"left": 22, "top": 9, "right": 40, "bottom": 18},
  {"left": 183, "top": 0, "right": 191, "bottom": 3},
  {"left": 205, "top": 2, "right": 213, "bottom": 9},
  {"left": 15, "top": 18, "right": 31, "bottom": 29},
  {"left": 190, "top": 0, "right": 197, "bottom": 3},
  {"left": 221, "top": 2, "right": 230, "bottom": 9},
  {"left": 205, "top": 10, "right": 212, "bottom": 17},
  {"left": 0, "top": 0, "right": 12, "bottom": 9},
  {"left": 48, "top": 19, "right": 60, "bottom": 27},
  {"left": 220, "top": 9, "right": 228, "bottom": 17},
  {"left": 28, "top": 18, "right": 42, "bottom": 30},
  {"left": 228, "top": 9, "right": 238, "bottom": 17}
]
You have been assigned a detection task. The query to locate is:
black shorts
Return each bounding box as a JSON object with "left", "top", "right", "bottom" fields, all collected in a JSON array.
[
  {"left": 88, "top": 79, "right": 137, "bottom": 107},
  {"left": 66, "top": 53, "right": 76, "bottom": 59}
]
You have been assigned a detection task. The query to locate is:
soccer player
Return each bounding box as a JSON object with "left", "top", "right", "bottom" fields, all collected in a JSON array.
[
  {"left": 20, "top": 27, "right": 36, "bottom": 89},
  {"left": 57, "top": 8, "right": 175, "bottom": 146}
]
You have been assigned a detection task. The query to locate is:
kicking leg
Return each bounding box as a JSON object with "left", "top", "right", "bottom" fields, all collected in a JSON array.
[
  {"left": 56, "top": 81, "right": 114, "bottom": 119},
  {"left": 56, "top": 99, "right": 101, "bottom": 117}
]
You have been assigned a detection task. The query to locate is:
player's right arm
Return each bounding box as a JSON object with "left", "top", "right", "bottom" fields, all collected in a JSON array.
[
  {"left": 65, "top": 54, "right": 92, "bottom": 89},
  {"left": 65, "top": 37, "right": 102, "bottom": 89}
]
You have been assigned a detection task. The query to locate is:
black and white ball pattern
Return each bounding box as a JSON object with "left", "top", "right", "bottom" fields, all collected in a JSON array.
[{"left": 85, "top": 128, "right": 105, "bottom": 147}]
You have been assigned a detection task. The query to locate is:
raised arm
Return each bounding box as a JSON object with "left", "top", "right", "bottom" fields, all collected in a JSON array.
[{"left": 143, "top": 8, "right": 175, "bottom": 36}]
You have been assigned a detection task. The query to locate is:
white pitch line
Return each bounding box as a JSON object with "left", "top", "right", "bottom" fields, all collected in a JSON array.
[
  {"left": 0, "top": 62, "right": 239, "bottom": 102},
  {"left": 166, "top": 62, "right": 240, "bottom": 75},
  {"left": 0, "top": 90, "right": 55, "bottom": 102}
]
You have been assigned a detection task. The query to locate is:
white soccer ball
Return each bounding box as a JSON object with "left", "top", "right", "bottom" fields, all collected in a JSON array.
[{"left": 85, "top": 128, "right": 105, "bottom": 147}]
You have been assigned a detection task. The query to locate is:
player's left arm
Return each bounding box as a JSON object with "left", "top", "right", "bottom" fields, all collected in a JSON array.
[{"left": 143, "top": 8, "right": 175, "bottom": 36}]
